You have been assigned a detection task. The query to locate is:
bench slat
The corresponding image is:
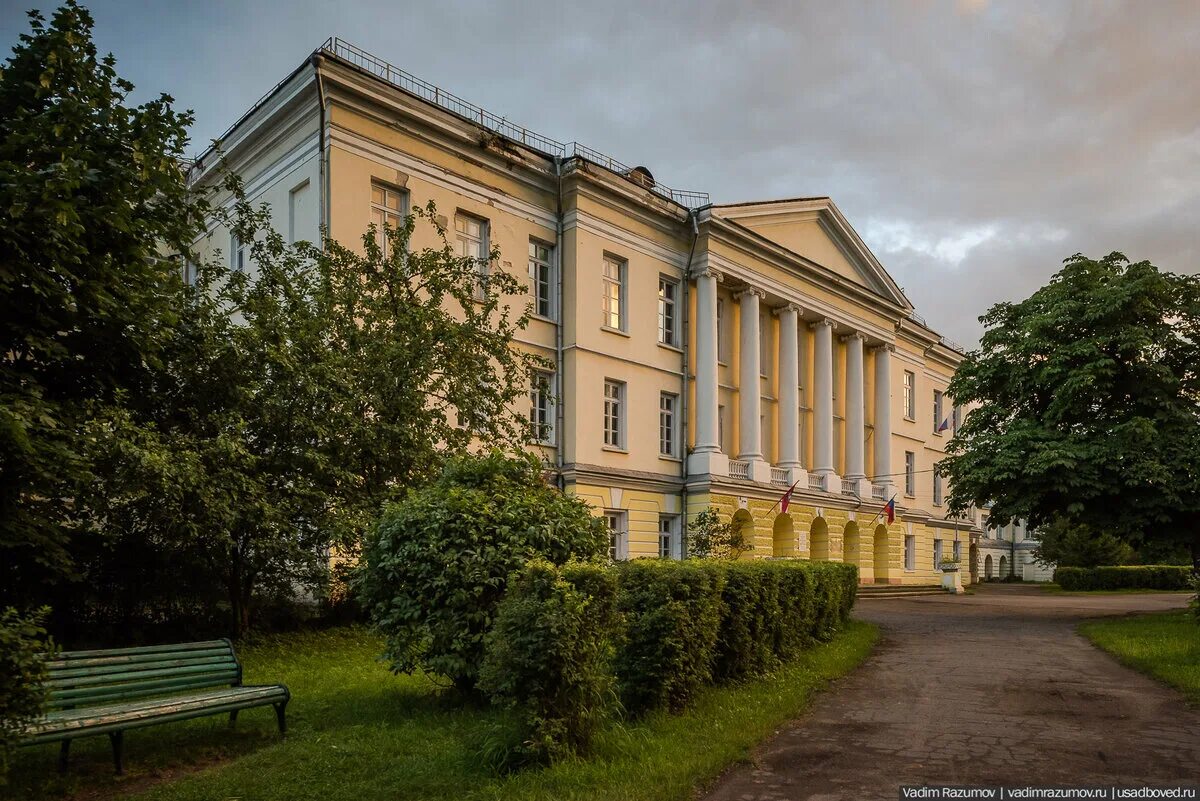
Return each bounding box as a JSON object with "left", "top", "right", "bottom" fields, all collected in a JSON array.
[
  {"left": 49, "top": 654, "right": 234, "bottom": 680},
  {"left": 46, "top": 663, "right": 239, "bottom": 690},
  {"left": 49, "top": 672, "right": 240, "bottom": 707},
  {"left": 51, "top": 640, "right": 232, "bottom": 660},
  {"left": 48, "top": 649, "right": 234, "bottom": 673}
]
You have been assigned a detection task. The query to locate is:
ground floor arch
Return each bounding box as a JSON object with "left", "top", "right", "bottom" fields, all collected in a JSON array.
[
  {"left": 984, "top": 554, "right": 994, "bottom": 580},
  {"left": 873, "top": 524, "right": 891, "bottom": 582},
  {"left": 772, "top": 513, "right": 795, "bottom": 557},
  {"left": 810, "top": 517, "right": 830, "bottom": 561},
  {"left": 999, "top": 555, "right": 1008, "bottom": 578},
  {"left": 842, "top": 520, "right": 861, "bottom": 567},
  {"left": 969, "top": 543, "right": 979, "bottom": 583},
  {"left": 731, "top": 508, "right": 755, "bottom": 558}
]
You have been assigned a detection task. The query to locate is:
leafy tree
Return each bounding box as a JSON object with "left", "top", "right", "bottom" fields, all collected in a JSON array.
[
  {"left": 1032, "top": 517, "right": 1134, "bottom": 568},
  {"left": 687, "top": 507, "right": 753, "bottom": 559},
  {"left": 0, "top": 1, "right": 206, "bottom": 605},
  {"left": 357, "top": 451, "right": 608, "bottom": 692},
  {"left": 942, "top": 253, "right": 1200, "bottom": 570}
]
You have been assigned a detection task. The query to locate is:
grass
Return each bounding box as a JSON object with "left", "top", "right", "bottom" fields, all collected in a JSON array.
[
  {"left": 6, "top": 621, "right": 878, "bottom": 801},
  {"left": 1079, "top": 610, "right": 1200, "bottom": 705}
]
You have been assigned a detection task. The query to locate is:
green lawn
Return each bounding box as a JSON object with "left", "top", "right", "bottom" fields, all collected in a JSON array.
[
  {"left": 1079, "top": 611, "right": 1200, "bottom": 705},
  {"left": 6, "top": 621, "right": 877, "bottom": 801}
]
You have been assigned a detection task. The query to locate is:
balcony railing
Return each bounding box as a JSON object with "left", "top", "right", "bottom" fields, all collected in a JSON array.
[
  {"left": 727, "top": 459, "right": 750, "bottom": 480},
  {"left": 840, "top": 479, "right": 858, "bottom": 496},
  {"left": 871, "top": 484, "right": 888, "bottom": 501},
  {"left": 807, "top": 473, "right": 826, "bottom": 491},
  {"left": 770, "top": 467, "right": 790, "bottom": 487}
]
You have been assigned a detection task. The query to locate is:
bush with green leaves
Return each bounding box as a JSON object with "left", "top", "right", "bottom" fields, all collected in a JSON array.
[
  {"left": 687, "top": 506, "right": 753, "bottom": 559},
  {"left": 357, "top": 451, "right": 607, "bottom": 692},
  {"left": 1, "top": 607, "right": 54, "bottom": 784},
  {"left": 613, "top": 560, "right": 725, "bottom": 716},
  {"left": 1053, "top": 565, "right": 1194, "bottom": 591},
  {"left": 479, "top": 560, "right": 619, "bottom": 765}
]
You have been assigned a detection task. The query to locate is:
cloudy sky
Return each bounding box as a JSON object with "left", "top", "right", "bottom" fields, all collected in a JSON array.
[{"left": 3, "top": 0, "right": 1198, "bottom": 345}]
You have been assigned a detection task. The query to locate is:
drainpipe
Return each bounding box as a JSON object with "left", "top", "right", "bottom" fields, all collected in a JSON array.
[
  {"left": 680, "top": 208, "right": 700, "bottom": 557},
  {"left": 553, "top": 156, "right": 566, "bottom": 489},
  {"left": 311, "top": 53, "right": 330, "bottom": 243}
]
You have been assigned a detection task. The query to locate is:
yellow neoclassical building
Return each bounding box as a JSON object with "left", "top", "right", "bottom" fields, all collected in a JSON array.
[{"left": 188, "top": 38, "right": 982, "bottom": 586}]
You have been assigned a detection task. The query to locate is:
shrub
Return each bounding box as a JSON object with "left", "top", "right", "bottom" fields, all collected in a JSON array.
[
  {"left": 714, "top": 561, "right": 782, "bottom": 681},
  {"left": 479, "top": 560, "right": 619, "bottom": 765},
  {"left": 1053, "top": 565, "right": 1194, "bottom": 591},
  {"left": 357, "top": 451, "right": 607, "bottom": 691},
  {"left": 687, "top": 506, "right": 753, "bottom": 559},
  {"left": 614, "top": 560, "right": 724, "bottom": 716},
  {"left": 1, "top": 607, "right": 54, "bottom": 784}
]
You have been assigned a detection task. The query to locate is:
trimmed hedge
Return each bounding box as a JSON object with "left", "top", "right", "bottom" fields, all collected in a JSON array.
[
  {"left": 481, "top": 558, "right": 860, "bottom": 761},
  {"left": 479, "top": 560, "right": 619, "bottom": 765},
  {"left": 1053, "top": 565, "right": 1195, "bottom": 591},
  {"left": 614, "top": 560, "right": 725, "bottom": 715}
]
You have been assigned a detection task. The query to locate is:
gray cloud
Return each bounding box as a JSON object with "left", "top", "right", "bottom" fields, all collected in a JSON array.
[{"left": 3, "top": 0, "right": 1197, "bottom": 345}]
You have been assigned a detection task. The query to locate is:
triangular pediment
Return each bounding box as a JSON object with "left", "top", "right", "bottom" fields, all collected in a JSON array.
[{"left": 712, "top": 197, "right": 910, "bottom": 309}]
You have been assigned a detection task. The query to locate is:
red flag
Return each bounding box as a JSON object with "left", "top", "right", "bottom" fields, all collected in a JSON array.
[
  {"left": 884, "top": 496, "right": 896, "bottom": 524},
  {"left": 779, "top": 480, "right": 799, "bottom": 514}
]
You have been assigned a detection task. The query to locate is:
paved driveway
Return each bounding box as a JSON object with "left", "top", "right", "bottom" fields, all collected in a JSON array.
[{"left": 702, "top": 585, "right": 1198, "bottom": 801}]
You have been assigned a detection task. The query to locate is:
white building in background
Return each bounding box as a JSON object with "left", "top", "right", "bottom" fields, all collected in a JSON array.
[{"left": 975, "top": 515, "right": 1053, "bottom": 582}]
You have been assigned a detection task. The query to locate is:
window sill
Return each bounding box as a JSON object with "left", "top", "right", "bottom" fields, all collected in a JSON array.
[
  {"left": 530, "top": 313, "right": 559, "bottom": 325},
  {"left": 657, "top": 341, "right": 682, "bottom": 354},
  {"left": 602, "top": 445, "right": 629, "bottom": 454},
  {"left": 601, "top": 325, "right": 630, "bottom": 338},
  {"left": 905, "top": 493, "right": 916, "bottom": 499},
  {"left": 904, "top": 416, "right": 916, "bottom": 422},
  {"left": 658, "top": 454, "right": 682, "bottom": 463}
]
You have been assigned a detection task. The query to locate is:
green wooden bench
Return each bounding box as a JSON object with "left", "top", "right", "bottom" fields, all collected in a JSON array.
[{"left": 21, "top": 639, "right": 289, "bottom": 775}]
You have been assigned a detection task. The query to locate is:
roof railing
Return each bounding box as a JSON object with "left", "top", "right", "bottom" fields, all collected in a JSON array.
[{"left": 318, "top": 37, "right": 710, "bottom": 209}]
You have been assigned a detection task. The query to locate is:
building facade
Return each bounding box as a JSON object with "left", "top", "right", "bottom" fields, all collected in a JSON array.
[
  {"left": 187, "top": 39, "right": 982, "bottom": 585},
  {"left": 975, "top": 516, "right": 1052, "bottom": 582}
]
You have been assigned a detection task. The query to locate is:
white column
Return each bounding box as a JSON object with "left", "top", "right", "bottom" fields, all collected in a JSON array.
[
  {"left": 736, "top": 287, "right": 765, "bottom": 465},
  {"left": 812, "top": 318, "right": 837, "bottom": 485},
  {"left": 688, "top": 268, "right": 727, "bottom": 478},
  {"left": 873, "top": 344, "right": 893, "bottom": 492},
  {"left": 775, "top": 304, "right": 802, "bottom": 477},
  {"left": 844, "top": 333, "right": 866, "bottom": 484}
]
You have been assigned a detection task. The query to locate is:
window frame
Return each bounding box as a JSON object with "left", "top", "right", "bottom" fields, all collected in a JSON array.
[
  {"left": 529, "top": 238, "right": 556, "bottom": 320},
  {"left": 658, "top": 275, "right": 679, "bottom": 347},
  {"left": 904, "top": 451, "right": 916, "bottom": 497},
  {"left": 903, "top": 370, "right": 916, "bottom": 420},
  {"left": 933, "top": 538, "right": 943, "bottom": 570},
  {"left": 659, "top": 391, "right": 678, "bottom": 457},
  {"left": 933, "top": 389, "right": 944, "bottom": 434},
  {"left": 529, "top": 370, "right": 555, "bottom": 445},
  {"left": 230, "top": 232, "right": 246, "bottom": 273},
  {"left": 371, "top": 182, "right": 407, "bottom": 259},
  {"left": 455, "top": 212, "right": 490, "bottom": 299},
  {"left": 658, "top": 514, "right": 678, "bottom": 559},
  {"left": 904, "top": 534, "right": 916, "bottom": 571},
  {"left": 603, "top": 379, "right": 625, "bottom": 449},
  {"left": 933, "top": 471, "right": 943, "bottom": 506},
  {"left": 716, "top": 298, "right": 728, "bottom": 363},
  {"left": 605, "top": 510, "right": 628, "bottom": 561},
  {"left": 601, "top": 255, "right": 626, "bottom": 331}
]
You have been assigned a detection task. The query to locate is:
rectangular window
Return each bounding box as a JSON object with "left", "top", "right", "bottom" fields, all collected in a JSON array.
[
  {"left": 605, "top": 511, "right": 627, "bottom": 561},
  {"left": 933, "top": 472, "right": 943, "bottom": 506},
  {"left": 289, "top": 179, "right": 311, "bottom": 244},
  {"left": 904, "top": 451, "right": 916, "bottom": 496},
  {"left": 371, "top": 182, "right": 406, "bottom": 258},
  {"left": 716, "top": 298, "right": 727, "bottom": 362},
  {"left": 602, "top": 256, "right": 625, "bottom": 330},
  {"left": 658, "top": 277, "right": 679, "bottom": 346},
  {"left": 933, "top": 389, "right": 944, "bottom": 434},
  {"left": 230, "top": 233, "right": 246, "bottom": 273},
  {"left": 904, "top": 534, "right": 916, "bottom": 571},
  {"left": 953, "top": 540, "right": 962, "bottom": 563},
  {"left": 529, "top": 239, "right": 555, "bottom": 319},
  {"left": 183, "top": 258, "right": 198, "bottom": 286},
  {"left": 952, "top": 404, "right": 962, "bottom": 434},
  {"left": 529, "top": 371, "right": 554, "bottom": 445},
  {"left": 659, "top": 515, "right": 677, "bottom": 559},
  {"left": 455, "top": 213, "right": 489, "bottom": 298},
  {"left": 903, "top": 371, "right": 915, "bottom": 419},
  {"left": 933, "top": 539, "right": 943, "bottom": 569},
  {"left": 603, "top": 380, "right": 624, "bottom": 448},
  {"left": 659, "top": 392, "right": 678, "bottom": 457}
]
